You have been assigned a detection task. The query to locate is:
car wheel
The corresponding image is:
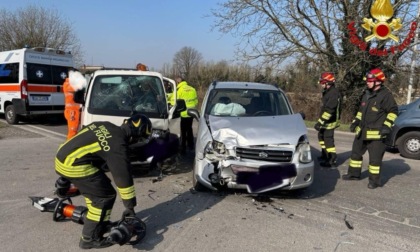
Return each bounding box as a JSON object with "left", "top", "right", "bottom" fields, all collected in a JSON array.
[
  {"left": 5, "top": 104, "right": 20, "bottom": 124},
  {"left": 192, "top": 160, "right": 207, "bottom": 192},
  {"left": 397, "top": 131, "right": 420, "bottom": 159}
]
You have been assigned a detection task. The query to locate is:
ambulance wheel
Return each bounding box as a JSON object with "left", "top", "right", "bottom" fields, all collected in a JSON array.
[{"left": 5, "top": 105, "right": 20, "bottom": 124}]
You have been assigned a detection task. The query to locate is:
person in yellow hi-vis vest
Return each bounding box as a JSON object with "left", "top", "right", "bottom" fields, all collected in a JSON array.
[
  {"left": 175, "top": 76, "right": 198, "bottom": 154},
  {"left": 164, "top": 79, "right": 175, "bottom": 107}
]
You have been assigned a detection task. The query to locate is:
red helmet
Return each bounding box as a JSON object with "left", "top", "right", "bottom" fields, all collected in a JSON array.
[
  {"left": 318, "top": 72, "right": 335, "bottom": 84},
  {"left": 364, "top": 68, "right": 385, "bottom": 82}
]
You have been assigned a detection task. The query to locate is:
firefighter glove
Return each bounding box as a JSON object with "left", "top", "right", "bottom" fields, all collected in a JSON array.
[
  {"left": 314, "top": 122, "right": 322, "bottom": 131},
  {"left": 122, "top": 208, "right": 136, "bottom": 219},
  {"left": 380, "top": 126, "right": 391, "bottom": 138},
  {"left": 349, "top": 119, "right": 360, "bottom": 133}
]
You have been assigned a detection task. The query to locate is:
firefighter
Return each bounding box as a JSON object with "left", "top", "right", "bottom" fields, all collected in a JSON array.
[
  {"left": 342, "top": 68, "right": 398, "bottom": 189},
  {"left": 63, "top": 69, "right": 85, "bottom": 140},
  {"left": 314, "top": 72, "right": 342, "bottom": 167},
  {"left": 175, "top": 76, "right": 198, "bottom": 154},
  {"left": 54, "top": 114, "right": 152, "bottom": 249}
]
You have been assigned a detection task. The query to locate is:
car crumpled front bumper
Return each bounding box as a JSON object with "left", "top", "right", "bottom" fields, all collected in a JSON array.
[{"left": 195, "top": 157, "right": 314, "bottom": 194}]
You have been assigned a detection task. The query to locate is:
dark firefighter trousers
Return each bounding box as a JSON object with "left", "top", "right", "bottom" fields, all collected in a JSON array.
[
  {"left": 66, "top": 171, "right": 116, "bottom": 239},
  {"left": 180, "top": 117, "right": 194, "bottom": 151},
  {"left": 347, "top": 137, "right": 386, "bottom": 185},
  {"left": 317, "top": 128, "right": 336, "bottom": 155}
]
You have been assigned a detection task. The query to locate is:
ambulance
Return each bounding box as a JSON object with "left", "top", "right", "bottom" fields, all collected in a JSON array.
[{"left": 0, "top": 47, "right": 74, "bottom": 124}]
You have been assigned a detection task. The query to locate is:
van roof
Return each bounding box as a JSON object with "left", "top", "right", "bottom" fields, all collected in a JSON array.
[{"left": 92, "top": 69, "right": 163, "bottom": 78}]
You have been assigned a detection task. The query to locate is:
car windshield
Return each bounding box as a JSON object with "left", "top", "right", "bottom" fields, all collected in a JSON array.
[
  {"left": 205, "top": 88, "right": 292, "bottom": 117},
  {"left": 88, "top": 75, "right": 167, "bottom": 118}
]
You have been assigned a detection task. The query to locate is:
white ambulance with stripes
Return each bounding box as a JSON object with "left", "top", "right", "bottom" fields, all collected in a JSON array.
[{"left": 0, "top": 47, "right": 74, "bottom": 124}]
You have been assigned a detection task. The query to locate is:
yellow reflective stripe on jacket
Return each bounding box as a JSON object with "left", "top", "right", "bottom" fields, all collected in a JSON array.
[
  {"left": 383, "top": 112, "right": 397, "bottom": 128},
  {"left": 321, "top": 111, "right": 332, "bottom": 120},
  {"left": 117, "top": 185, "right": 136, "bottom": 200},
  {"left": 55, "top": 158, "right": 99, "bottom": 178},
  {"left": 323, "top": 121, "right": 340, "bottom": 129},
  {"left": 64, "top": 142, "right": 102, "bottom": 166},
  {"left": 355, "top": 112, "right": 362, "bottom": 120},
  {"left": 387, "top": 112, "right": 397, "bottom": 121}
]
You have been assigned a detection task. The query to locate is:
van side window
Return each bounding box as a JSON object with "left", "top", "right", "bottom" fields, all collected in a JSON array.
[{"left": 0, "top": 63, "right": 19, "bottom": 83}]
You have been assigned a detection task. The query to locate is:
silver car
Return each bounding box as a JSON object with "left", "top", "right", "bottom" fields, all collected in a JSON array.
[{"left": 187, "top": 81, "right": 314, "bottom": 194}]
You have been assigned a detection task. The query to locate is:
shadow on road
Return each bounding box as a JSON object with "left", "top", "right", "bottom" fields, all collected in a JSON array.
[
  {"left": 380, "top": 158, "right": 411, "bottom": 186},
  {"left": 130, "top": 152, "right": 225, "bottom": 251}
]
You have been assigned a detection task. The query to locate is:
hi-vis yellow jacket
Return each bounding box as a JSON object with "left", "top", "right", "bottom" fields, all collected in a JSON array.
[{"left": 177, "top": 81, "right": 198, "bottom": 117}]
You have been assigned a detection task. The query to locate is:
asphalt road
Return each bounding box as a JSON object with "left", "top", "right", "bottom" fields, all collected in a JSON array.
[{"left": 0, "top": 117, "right": 419, "bottom": 252}]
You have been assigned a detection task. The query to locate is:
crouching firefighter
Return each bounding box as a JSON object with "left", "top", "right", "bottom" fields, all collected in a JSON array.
[
  {"left": 54, "top": 114, "right": 152, "bottom": 249},
  {"left": 314, "top": 72, "right": 342, "bottom": 167}
]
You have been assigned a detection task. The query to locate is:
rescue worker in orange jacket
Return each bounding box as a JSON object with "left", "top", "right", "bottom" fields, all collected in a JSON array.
[
  {"left": 63, "top": 69, "right": 84, "bottom": 139},
  {"left": 342, "top": 68, "right": 398, "bottom": 189},
  {"left": 314, "top": 72, "right": 342, "bottom": 167}
]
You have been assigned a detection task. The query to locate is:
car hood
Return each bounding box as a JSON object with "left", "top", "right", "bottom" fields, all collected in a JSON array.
[{"left": 208, "top": 113, "right": 307, "bottom": 149}]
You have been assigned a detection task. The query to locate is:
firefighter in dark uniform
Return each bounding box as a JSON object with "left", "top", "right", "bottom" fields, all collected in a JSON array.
[
  {"left": 342, "top": 68, "right": 398, "bottom": 189},
  {"left": 314, "top": 72, "right": 342, "bottom": 167},
  {"left": 54, "top": 114, "right": 152, "bottom": 249}
]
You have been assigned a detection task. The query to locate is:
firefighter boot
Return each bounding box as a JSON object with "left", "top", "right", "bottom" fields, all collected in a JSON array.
[
  {"left": 317, "top": 149, "right": 328, "bottom": 162},
  {"left": 329, "top": 153, "right": 338, "bottom": 167},
  {"left": 341, "top": 167, "right": 361, "bottom": 180},
  {"left": 79, "top": 236, "right": 113, "bottom": 249},
  {"left": 368, "top": 174, "right": 381, "bottom": 189},
  {"left": 319, "top": 153, "right": 337, "bottom": 168}
]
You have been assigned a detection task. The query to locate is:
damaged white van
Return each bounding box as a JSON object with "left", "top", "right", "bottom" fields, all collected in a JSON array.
[
  {"left": 187, "top": 81, "right": 314, "bottom": 194},
  {"left": 77, "top": 69, "right": 186, "bottom": 166}
]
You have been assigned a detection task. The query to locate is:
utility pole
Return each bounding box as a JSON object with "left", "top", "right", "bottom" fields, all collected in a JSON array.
[{"left": 407, "top": 1, "right": 420, "bottom": 104}]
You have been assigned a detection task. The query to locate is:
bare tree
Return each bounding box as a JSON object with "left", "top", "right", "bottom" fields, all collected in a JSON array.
[
  {"left": 173, "top": 46, "right": 203, "bottom": 80},
  {"left": 0, "top": 5, "right": 83, "bottom": 66},
  {"left": 211, "top": 0, "right": 419, "bottom": 118}
]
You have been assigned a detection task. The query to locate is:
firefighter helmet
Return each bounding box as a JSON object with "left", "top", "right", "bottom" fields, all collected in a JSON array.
[
  {"left": 364, "top": 68, "right": 386, "bottom": 82},
  {"left": 318, "top": 72, "right": 335, "bottom": 84},
  {"left": 121, "top": 114, "right": 152, "bottom": 142}
]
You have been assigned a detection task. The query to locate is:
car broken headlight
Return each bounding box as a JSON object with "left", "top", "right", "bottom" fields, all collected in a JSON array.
[
  {"left": 204, "top": 140, "right": 227, "bottom": 161},
  {"left": 297, "top": 135, "right": 312, "bottom": 163}
]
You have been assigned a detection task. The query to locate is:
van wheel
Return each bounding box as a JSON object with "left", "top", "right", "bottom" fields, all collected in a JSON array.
[
  {"left": 5, "top": 105, "right": 20, "bottom": 124},
  {"left": 397, "top": 132, "right": 420, "bottom": 159}
]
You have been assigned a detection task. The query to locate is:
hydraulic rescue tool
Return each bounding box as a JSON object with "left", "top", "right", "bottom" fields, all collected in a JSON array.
[{"left": 29, "top": 195, "right": 146, "bottom": 246}]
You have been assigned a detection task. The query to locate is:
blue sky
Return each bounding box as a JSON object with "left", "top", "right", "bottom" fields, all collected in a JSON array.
[{"left": 1, "top": 0, "right": 238, "bottom": 70}]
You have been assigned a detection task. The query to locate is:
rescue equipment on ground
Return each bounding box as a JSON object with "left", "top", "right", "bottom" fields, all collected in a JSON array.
[{"left": 28, "top": 196, "right": 146, "bottom": 245}]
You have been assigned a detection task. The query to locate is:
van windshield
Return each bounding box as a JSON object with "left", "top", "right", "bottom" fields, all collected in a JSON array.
[
  {"left": 205, "top": 88, "right": 292, "bottom": 117},
  {"left": 88, "top": 74, "right": 167, "bottom": 118}
]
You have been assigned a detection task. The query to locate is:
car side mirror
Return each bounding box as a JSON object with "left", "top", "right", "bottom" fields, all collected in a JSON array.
[
  {"left": 172, "top": 99, "right": 187, "bottom": 119},
  {"left": 187, "top": 108, "right": 200, "bottom": 121},
  {"left": 73, "top": 88, "right": 85, "bottom": 105}
]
